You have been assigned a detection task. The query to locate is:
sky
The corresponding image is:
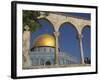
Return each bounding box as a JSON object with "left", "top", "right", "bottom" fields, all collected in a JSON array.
[{"left": 30, "top": 12, "right": 91, "bottom": 64}]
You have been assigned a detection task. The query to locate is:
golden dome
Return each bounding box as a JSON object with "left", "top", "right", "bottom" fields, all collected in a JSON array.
[{"left": 33, "top": 34, "right": 55, "bottom": 47}]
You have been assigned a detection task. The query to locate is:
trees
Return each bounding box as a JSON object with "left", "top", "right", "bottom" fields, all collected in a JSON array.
[
  {"left": 23, "top": 10, "right": 49, "bottom": 32},
  {"left": 23, "top": 10, "right": 42, "bottom": 32}
]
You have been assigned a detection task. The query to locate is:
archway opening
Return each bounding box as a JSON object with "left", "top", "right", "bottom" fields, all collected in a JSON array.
[
  {"left": 30, "top": 18, "right": 55, "bottom": 49},
  {"left": 29, "top": 19, "right": 55, "bottom": 66},
  {"left": 82, "top": 26, "right": 91, "bottom": 64},
  {"left": 59, "top": 23, "right": 80, "bottom": 64}
]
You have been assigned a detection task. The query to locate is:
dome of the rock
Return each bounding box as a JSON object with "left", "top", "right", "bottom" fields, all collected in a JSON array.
[{"left": 33, "top": 34, "right": 55, "bottom": 48}]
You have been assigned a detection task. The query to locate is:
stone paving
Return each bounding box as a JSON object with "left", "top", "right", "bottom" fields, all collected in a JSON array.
[{"left": 23, "top": 64, "right": 91, "bottom": 69}]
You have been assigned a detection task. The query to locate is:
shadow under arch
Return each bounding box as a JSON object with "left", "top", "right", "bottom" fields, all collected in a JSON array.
[
  {"left": 58, "top": 22, "right": 80, "bottom": 64},
  {"left": 82, "top": 26, "right": 91, "bottom": 64}
]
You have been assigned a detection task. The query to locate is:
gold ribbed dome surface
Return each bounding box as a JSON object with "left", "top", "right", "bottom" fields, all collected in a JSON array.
[{"left": 33, "top": 34, "right": 55, "bottom": 47}]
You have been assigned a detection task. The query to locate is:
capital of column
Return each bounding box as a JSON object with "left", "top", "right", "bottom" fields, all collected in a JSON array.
[
  {"left": 24, "top": 25, "right": 30, "bottom": 31},
  {"left": 77, "top": 34, "right": 83, "bottom": 40},
  {"left": 54, "top": 31, "right": 60, "bottom": 37}
]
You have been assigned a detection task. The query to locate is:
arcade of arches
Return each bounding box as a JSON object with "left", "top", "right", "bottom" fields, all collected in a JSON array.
[{"left": 22, "top": 12, "right": 91, "bottom": 67}]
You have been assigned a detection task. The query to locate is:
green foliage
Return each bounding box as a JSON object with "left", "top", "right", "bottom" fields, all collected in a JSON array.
[
  {"left": 23, "top": 10, "right": 42, "bottom": 32},
  {"left": 29, "top": 22, "right": 42, "bottom": 32}
]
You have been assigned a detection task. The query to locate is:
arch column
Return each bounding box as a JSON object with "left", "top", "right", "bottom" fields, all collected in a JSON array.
[
  {"left": 22, "top": 25, "right": 31, "bottom": 67},
  {"left": 54, "top": 31, "right": 60, "bottom": 65},
  {"left": 77, "top": 34, "right": 85, "bottom": 64}
]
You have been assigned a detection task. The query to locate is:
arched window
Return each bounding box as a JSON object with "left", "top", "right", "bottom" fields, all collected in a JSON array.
[
  {"left": 40, "top": 58, "right": 44, "bottom": 65},
  {"left": 82, "top": 26, "right": 91, "bottom": 64},
  {"left": 59, "top": 23, "right": 80, "bottom": 64}
]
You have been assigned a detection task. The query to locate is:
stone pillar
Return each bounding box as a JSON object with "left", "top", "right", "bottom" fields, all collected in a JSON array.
[
  {"left": 78, "top": 34, "right": 85, "bottom": 64},
  {"left": 54, "top": 31, "right": 59, "bottom": 65},
  {"left": 22, "top": 25, "right": 31, "bottom": 68}
]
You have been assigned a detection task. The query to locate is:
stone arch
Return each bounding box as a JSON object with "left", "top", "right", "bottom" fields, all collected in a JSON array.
[
  {"left": 81, "top": 25, "right": 91, "bottom": 33},
  {"left": 37, "top": 18, "right": 55, "bottom": 32},
  {"left": 59, "top": 22, "right": 79, "bottom": 35},
  {"left": 58, "top": 22, "right": 81, "bottom": 63}
]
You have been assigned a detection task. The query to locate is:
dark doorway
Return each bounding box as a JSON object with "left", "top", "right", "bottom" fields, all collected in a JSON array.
[{"left": 45, "top": 61, "right": 51, "bottom": 65}]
